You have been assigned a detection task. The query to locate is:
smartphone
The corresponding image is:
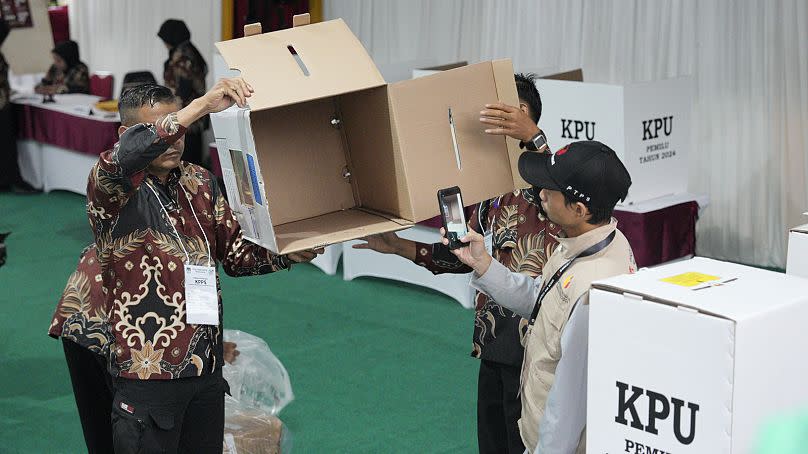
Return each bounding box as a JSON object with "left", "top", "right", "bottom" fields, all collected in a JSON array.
[{"left": 437, "top": 186, "right": 469, "bottom": 249}]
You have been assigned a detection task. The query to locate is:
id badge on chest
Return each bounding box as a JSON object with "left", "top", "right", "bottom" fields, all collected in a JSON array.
[
  {"left": 184, "top": 264, "right": 219, "bottom": 325},
  {"left": 484, "top": 229, "right": 494, "bottom": 255}
]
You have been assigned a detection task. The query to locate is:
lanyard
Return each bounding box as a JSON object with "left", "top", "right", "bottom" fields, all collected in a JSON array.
[
  {"left": 145, "top": 178, "right": 212, "bottom": 267},
  {"left": 528, "top": 230, "right": 616, "bottom": 325}
]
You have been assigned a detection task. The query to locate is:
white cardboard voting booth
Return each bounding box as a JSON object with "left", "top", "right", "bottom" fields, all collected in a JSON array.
[
  {"left": 786, "top": 216, "right": 808, "bottom": 279},
  {"left": 587, "top": 257, "right": 808, "bottom": 453},
  {"left": 535, "top": 77, "right": 693, "bottom": 204}
]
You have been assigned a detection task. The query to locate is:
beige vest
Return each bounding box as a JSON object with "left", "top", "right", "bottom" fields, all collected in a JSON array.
[{"left": 518, "top": 220, "right": 635, "bottom": 453}]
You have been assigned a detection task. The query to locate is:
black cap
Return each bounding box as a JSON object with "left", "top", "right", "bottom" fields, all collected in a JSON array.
[{"left": 518, "top": 141, "right": 632, "bottom": 210}]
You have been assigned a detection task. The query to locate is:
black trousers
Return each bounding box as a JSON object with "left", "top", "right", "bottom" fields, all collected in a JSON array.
[
  {"left": 111, "top": 368, "right": 226, "bottom": 454},
  {"left": 0, "top": 105, "right": 23, "bottom": 187},
  {"left": 62, "top": 338, "right": 115, "bottom": 454},
  {"left": 477, "top": 359, "right": 525, "bottom": 454}
]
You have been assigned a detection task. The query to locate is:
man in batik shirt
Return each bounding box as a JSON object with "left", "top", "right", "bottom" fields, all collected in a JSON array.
[
  {"left": 48, "top": 244, "right": 114, "bottom": 453},
  {"left": 35, "top": 40, "right": 90, "bottom": 95},
  {"left": 158, "top": 19, "right": 208, "bottom": 167},
  {"left": 355, "top": 74, "right": 560, "bottom": 454},
  {"left": 87, "top": 78, "right": 319, "bottom": 452},
  {"left": 48, "top": 244, "right": 242, "bottom": 453}
]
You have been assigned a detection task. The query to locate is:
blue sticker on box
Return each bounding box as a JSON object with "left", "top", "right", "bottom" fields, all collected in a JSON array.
[{"left": 246, "top": 154, "right": 263, "bottom": 205}]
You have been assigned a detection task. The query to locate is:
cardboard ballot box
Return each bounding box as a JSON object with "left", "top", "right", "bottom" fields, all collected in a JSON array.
[
  {"left": 587, "top": 257, "right": 808, "bottom": 454},
  {"left": 535, "top": 77, "right": 692, "bottom": 204},
  {"left": 211, "top": 18, "right": 522, "bottom": 254},
  {"left": 786, "top": 221, "right": 808, "bottom": 279},
  {"left": 411, "top": 61, "right": 467, "bottom": 79},
  {"left": 223, "top": 408, "right": 285, "bottom": 454}
]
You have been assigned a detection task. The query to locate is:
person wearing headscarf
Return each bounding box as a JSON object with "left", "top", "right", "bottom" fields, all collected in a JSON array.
[
  {"left": 158, "top": 19, "right": 209, "bottom": 167},
  {"left": 35, "top": 40, "right": 90, "bottom": 95},
  {"left": 0, "top": 20, "right": 37, "bottom": 192}
]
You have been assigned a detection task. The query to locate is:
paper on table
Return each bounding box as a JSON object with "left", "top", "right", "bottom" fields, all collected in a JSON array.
[{"left": 660, "top": 271, "right": 721, "bottom": 287}]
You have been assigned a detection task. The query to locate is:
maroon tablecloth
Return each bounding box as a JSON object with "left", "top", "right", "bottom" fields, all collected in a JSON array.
[
  {"left": 614, "top": 201, "right": 699, "bottom": 268},
  {"left": 16, "top": 104, "right": 119, "bottom": 156}
]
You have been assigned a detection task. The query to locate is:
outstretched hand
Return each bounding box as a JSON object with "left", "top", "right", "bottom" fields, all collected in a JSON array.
[
  {"left": 287, "top": 247, "right": 325, "bottom": 263},
  {"left": 352, "top": 231, "right": 411, "bottom": 257}
]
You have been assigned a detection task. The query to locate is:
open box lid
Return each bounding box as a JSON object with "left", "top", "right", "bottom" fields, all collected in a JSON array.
[
  {"left": 387, "top": 59, "right": 528, "bottom": 222},
  {"left": 215, "top": 18, "right": 385, "bottom": 112},
  {"left": 591, "top": 257, "right": 808, "bottom": 322}
]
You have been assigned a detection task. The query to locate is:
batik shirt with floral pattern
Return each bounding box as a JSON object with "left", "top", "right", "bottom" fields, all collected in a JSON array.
[
  {"left": 415, "top": 188, "right": 561, "bottom": 367},
  {"left": 87, "top": 114, "right": 291, "bottom": 380},
  {"left": 48, "top": 244, "right": 110, "bottom": 354},
  {"left": 38, "top": 62, "right": 90, "bottom": 94}
]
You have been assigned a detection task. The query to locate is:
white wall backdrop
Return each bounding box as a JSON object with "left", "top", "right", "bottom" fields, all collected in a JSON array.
[
  {"left": 325, "top": 0, "right": 808, "bottom": 268},
  {"left": 67, "top": 0, "right": 222, "bottom": 97}
]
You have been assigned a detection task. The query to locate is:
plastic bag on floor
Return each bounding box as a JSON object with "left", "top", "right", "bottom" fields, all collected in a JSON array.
[
  {"left": 223, "top": 329, "right": 294, "bottom": 415},
  {"left": 223, "top": 400, "right": 293, "bottom": 454}
]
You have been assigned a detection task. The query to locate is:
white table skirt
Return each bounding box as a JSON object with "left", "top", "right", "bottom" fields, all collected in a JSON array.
[
  {"left": 18, "top": 139, "right": 97, "bottom": 195},
  {"left": 310, "top": 244, "right": 343, "bottom": 275},
  {"left": 341, "top": 225, "right": 475, "bottom": 309}
]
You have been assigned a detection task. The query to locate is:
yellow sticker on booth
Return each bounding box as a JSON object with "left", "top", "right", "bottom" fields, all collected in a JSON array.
[{"left": 660, "top": 272, "right": 721, "bottom": 287}]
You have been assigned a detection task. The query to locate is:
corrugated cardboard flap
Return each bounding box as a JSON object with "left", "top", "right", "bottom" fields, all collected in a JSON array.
[
  {"left": 491, "top": 59, "right": 529, "bottom": 189},
  {"left": 387, "top": 60, "right": 520, "bottom": 222},
  {"left": 215, "top": 19, "right": 385, "bottom": 112},
  {"left": 273, "top": 209, "right": 413, "bottom": 254},
  {"left": 591, "top": 257, "right": 808, "bottom": 322}
]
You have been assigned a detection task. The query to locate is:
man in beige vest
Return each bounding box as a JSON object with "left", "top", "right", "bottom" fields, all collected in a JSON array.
[{"left": 445, "top": 140, "right": 636, "bottom": 453}]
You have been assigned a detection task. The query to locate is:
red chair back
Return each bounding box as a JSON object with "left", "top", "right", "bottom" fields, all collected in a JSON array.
[{"left": 90, "top": 74, "right": 114, "bottom": 100}]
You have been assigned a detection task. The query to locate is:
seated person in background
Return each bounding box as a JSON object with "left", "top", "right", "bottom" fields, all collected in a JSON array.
[{"left": 35, "top": 40, "right": 90, "bottom": 95}]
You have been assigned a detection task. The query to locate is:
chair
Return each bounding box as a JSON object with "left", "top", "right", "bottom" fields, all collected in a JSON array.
[
  {"left": 89, "top": 72, "right": 114, "bottom": 99},
  {"left": 120, "top": 71, "right": 157, "bottom": 99}
]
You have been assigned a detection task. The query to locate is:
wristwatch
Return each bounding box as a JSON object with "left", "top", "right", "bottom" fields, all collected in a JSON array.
[{"left": 520, "top": 131, "right": 548, "bottom": 152}]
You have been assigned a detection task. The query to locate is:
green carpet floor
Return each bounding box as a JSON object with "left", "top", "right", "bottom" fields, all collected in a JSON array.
[{"left": 0, "top": 191, "right": 478, "bottom": 453}]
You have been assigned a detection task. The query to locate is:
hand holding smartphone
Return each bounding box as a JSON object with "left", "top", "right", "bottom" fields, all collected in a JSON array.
[{"left": 437, "top": 186, "right": 468, "bottom": 249}]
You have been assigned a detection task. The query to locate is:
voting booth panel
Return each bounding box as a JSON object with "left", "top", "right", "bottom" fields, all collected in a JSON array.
[{"left": 536, "top": 77, "right": 692, "bottom": 204}]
